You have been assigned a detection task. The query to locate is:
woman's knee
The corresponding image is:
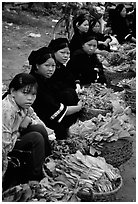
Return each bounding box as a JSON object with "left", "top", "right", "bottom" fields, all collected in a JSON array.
[
  {"left": 26, "top": 124, "right": 48, "bottom": 136},
  {"left": 32, "top": 132, "right": 44, "bottom": 146}
]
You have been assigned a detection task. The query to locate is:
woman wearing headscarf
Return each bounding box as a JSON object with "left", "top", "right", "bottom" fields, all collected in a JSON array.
[
  {"left": 48, "top": 37, "right": 81, "bottom": 99},
  {"left": 69, "top": 13, "right": 90, "bottom": 56},
  {"left": 67, "top": 33, "right": 107, "bottom": 86},
  {"left": 109, "top": 3, "right": 136, "bottom": 44},
  {"left": 29, "top": 47, "right": 82, "bottom": 140}
]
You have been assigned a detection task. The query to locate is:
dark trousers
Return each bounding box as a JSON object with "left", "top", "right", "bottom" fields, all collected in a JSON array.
[{"left": 13, "top": 124, "right": 51, "bottom": 180}]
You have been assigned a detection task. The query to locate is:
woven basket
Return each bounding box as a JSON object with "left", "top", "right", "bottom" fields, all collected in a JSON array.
[
  {"left": 93, "top": 177, "right": 123, "bottom": 202},
  {"left": 100, "top": 139, "right": 133, "bottom": 168},
  {"left": 124, "top": 89, "right": 136, "bottom": 113},
  {"left": 79, "top": 108, "right": 110, "bottom": 121}
]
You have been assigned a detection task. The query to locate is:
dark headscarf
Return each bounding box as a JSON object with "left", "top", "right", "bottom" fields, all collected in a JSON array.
[
  {"left": 81, "top": 33, "right": 97, "bottom": 45},
  {"left": 73, "top": 13, "right": 89, "bottom": 33},
  {"left": 28, "top": 47, "right": 52, "bottom": 66},
  {"left": 28, "top": 47, "right": 53, "bottom": 74},
  {"left": 48, "top": 38, "right": 69, "bottom": 53}
]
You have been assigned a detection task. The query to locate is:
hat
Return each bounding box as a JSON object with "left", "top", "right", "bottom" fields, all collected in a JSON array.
[
  {"left": 48, "top": 38, "right": 69, "bottom": 52},
  {"left": 81, "top": 33, "right": 97, "bottom": 45},
  {"left": 28, "top": 47, "right": 52, "bottom": 65}
]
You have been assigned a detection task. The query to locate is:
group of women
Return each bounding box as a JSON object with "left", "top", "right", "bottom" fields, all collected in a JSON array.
[{"left": 2, "top": 3, "right": 136, "bottom": 188}]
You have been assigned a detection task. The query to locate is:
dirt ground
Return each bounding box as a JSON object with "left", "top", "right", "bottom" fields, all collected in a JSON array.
[{"left": 2, "top": 7, "right": 136, "bottom": 202}]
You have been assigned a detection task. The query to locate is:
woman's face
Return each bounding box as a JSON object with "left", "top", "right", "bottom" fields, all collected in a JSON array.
[
  {"left": 77, "top": 20, "right": 89, "bottom": 33},
  {"left": 11, "top": 86, "right": 37, "bottom": 109},
  {"left": 82, "top": 39, "right": 97, "bottom": 55},
  {"left": 36, "top": 58, "right": 56, "bottom": 78},
  {"left": 54, "top": 47, "right": 70, "bottom": 65},
  {"left": 92, "top": 22, "right": 100, "bottom": 33},
  {"left": 120, "top": 7, "right": 127, "bottom": 17}
]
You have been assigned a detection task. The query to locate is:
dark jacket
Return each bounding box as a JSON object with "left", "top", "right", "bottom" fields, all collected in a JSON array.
[
  {"left": 31, "top": 72, "right": 67, "bottom": 124},
  {"left": 69, "top": 32, "right": 87, "bottom": 56},
  {"left": 66, "top": 49, "right": 107, "bottom": 85},
  {"left": 110, "top": 12, "right": 132, "bottom": 44},
  {"left": 91, "top": 31, "right": 111, "bottom": 51},
  {"left": 30, "top": 71, "right": 79, "bottom": 139},
  {"left": 51, "top": 62, "right": 76, "bottom": 90},
  {"left": 49, "top": 62, "right": 79, "bottom": 105}
]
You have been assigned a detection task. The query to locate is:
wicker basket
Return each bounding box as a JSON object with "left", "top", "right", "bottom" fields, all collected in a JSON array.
[
  {"left": 100, "top": 138, "right": 133, "bottom": 168},
  {"left": 93, "top": 177, "right": 123, "bottom": 202},
  {"left": 79, "top": 107, "right": 111, "bottom": 121},
  {"left": 124, "top": 89, "right": 136, "bottom": 113}
]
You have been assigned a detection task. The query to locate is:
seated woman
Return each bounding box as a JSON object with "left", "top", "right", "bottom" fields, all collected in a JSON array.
[
  {"left": 29, "top": 47, "right": 82, "bottom": 140},
  {"left": 109, "top": 3, "right": 136, "bottom": 44},
  {"left": 2, "top": 73, "right": 52, "bottom": 188},
  {"left": 67, "top": 33, "right": 107, "bottom": 86},
  {"left": 48, "top": 37, "right": 80, "bottom": 101},
  {"left": 90, "top": 20, "right": 112, "bottom": 51},
  {"left": 69, "top": 13, "right": 90, "bottom": 56}
]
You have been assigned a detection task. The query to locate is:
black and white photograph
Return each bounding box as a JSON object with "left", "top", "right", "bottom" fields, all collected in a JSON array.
[{"left": 2, "top": 1, "right": 136, "bottom": 202}]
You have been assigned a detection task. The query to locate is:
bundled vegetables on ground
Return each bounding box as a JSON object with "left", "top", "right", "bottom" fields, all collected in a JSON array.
[
  {"left": 78, "top": 83, "right": 114, "bottom": 120},
  {"left": 42, "top": 151, "right": 122, "bottom": 197},
  {"left": 51, "top": 95, "right": 135, "bottom": 157},
  {"left": 117, "top": 77, "right": 136, "bottom": 113},
  {"left": 99, "top": 43, "right": 136, "bottom": 72},
  {"left": 70, "top": 100, "right": 135, "bottom": 142},
  {"left": 3, "top": 151, "right": 122, "bottom": 202}
]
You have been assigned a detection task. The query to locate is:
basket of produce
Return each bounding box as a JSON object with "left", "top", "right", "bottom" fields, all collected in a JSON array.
[
  {"left": 124, "top": 89, "right": 136, "bottom": 113},
  {"left": 42, "top": 151, "right": 123, "bottom": 202},
  {"left": 79, "top": 107, "right": 111, "bottom": 121},
  {"left": 77, "top": 176, "right": 123, "bottom": 202},
  {"left": 92, "top": 176, "right": 123, "bottom": 201},
  {"left": 100, "top": 138, "right": 133, "bottom": 168}
]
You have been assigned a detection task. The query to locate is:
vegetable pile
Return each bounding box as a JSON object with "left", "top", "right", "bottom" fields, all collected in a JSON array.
[
  {"left": 3, "top": 151, "right": 122, "bottom": 202},
  {"left": 78, "top": 83, "right": 114, "bottom": 120},
  {"left": 2, "top": 41, "right": 136, "bottom": 202},
  {"left": 100, "top": 43, "right": 136, "bottom": 72}
]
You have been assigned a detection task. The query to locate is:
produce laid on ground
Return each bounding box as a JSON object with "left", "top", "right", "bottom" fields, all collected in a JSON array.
[
  {"left": 2, "top": 34, "right": 136, "bottom": 202},
  {"left": 117, "top": 77, "right": 136, "bottom": 113},
  {"left": 2, "top": 76, "right": 136, "bottom": 201},
  {"left": 3, "top": 151, "right": 122, "bottom": 202},
  {"left": 78, "top": 83, "right": 114, "bottom": 120},
  {"left": 52, "top": 85, "right": 135, "bottom": 159},
  {"left": 100, "top": 43, "right": 136, "bottom": 73}
]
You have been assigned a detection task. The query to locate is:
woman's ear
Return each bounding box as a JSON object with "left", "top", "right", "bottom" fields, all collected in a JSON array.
[{"left": 10, "top": 88, "right": 15, "bottom": 97}]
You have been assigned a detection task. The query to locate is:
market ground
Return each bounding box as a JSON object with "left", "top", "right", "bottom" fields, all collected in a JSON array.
[{"left": 2, "top": 8, "right": 136, "bottom": 202}]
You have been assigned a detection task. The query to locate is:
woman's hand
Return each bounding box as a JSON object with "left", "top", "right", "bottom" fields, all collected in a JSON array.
[
  {"left": 77, "top": 100, "right": 83, "bottom": 111},
  {"left": 20, "top": 116, "right": 32, "bottom": 129},
  {"left": 76, "top": 83, "right": 81, "bottom": 94},
  {"left": 98, "top": 50, "right": 109, "bottom": 57},
  {"left": 46, "top": 127, "right": 55, "bottom": 135}
]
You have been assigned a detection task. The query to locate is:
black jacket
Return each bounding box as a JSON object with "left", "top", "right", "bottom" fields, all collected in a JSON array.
[
  {"left": 110, "top": 13, "right": 132, "bottom": 44},
  {"left": 67, "top": 49, "right": 107, "bottom": 85},
  {"left": 91, "top": 31, "right": 111, "bottom": 51},
  {"left": 69, "top": 32, "right": 86, "bottom": 56},
  {"left": 31, "top": 73, "right": 67, "bottom": 124},
  {"left": 30, "top": 71, "right": 79, "bottom": 139}
]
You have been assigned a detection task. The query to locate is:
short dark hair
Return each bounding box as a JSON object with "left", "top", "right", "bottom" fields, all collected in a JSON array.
[
  {"left": 9, "top": 73, "right": 38, "bottom": 92},
  {"left": 3, "top": 73, "right": 38, "bottom": 99}
]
